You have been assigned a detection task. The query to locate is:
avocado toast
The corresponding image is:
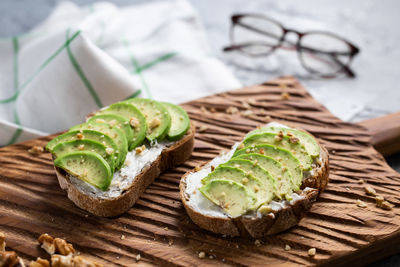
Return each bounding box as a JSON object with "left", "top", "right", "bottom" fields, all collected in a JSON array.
[
  {"left": 180, "top": 122, "right": 329, "bottom": 238},
  {"left": 47, "top": 98, "right": 195, "bottom": 217}
]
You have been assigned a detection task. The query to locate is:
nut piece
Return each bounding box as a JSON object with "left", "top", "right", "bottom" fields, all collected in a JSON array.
[
  {"left": 375, "top": 195, "right": 384, "bottom": 205},
  {"left": 198, "top": 251, "right": 206, "bottom": 259},
  {"left": 258, "top": 205, "right": 272, "bottom": 214},
  {"left": 197, "top": 125, "right": 208, "bottom": 133},
  {"left": 105, "top": 147, "right": 114, "bottom": 155},
  {"left": 0, "top": 251, "right": 19, "bottom": 267},
  {"left": 135, "top": 145, "right": 146, "bottom": 155},
  {"left": 376, "top": 197, "right": 394, "bottom": 210},
  {"left": 254, "top": 239, "right": 262, "bottom": 247},
  {"left": 356, "top": 199, "right": 367, "bottom": 208},
  {"left": 308, "top": 248, "right": 316, "bottom": 257},
  {"left": 0, "top": 232, "right": 5, "bottom": 252},
  {"left": 38, "top": 234, "right": 56, "bottom": 255},
  {"left": 54, "top": 238, "right": 75, "bottom": 256},
  {"left": 51, "top": 254, "right": 73, "bottom": 267},
  {"left": 149, "top": 118, "right": 161, "bottom": 129},
  {"left": 364, "top": 186, "right": 376, "bottom": 196},
  {"left": 226, "top": 106, "right": 239, "bottom": 115},
  {"left": 285, "top": 244, "right": 291, "bottom": 251},
  {"left": 129, "top": 117, "right": 139, "bottom": 128},
  {"left": 38, "top": 234, "right": 75, "bottom": 256},
  {"left": 28, "top": 146, "right": 44, "bottom": 155},
  {"left": 281, "top": 92, "right": 290, "bottom": 100},
  {"left": 241, "top": 110, "right": 253, "bottom": 117},
  {"left": 30, "top": 258, "right": 50, "bottom": 267}
]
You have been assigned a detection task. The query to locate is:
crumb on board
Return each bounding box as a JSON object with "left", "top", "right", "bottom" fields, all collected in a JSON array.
[
  {"left": 308, "top": 248, "right": 316, "bottom": 257},
  {"left": 356, "top": 199, "right": 367, "bottom": 208},
  {"left": 281, "top": 92, "right": 290, "bottom": 100},
  {"left": 226, "top": 106, "right": 239, "bottom": 114},
  {"left": 241, "top": 109, "right": 254, "bottom": 117},
  {"left": 364, "top": 185, "right": 376, "bottom": 196},
  {"left": 197, "top": 125, "right": 208, "bottom": 133},
  {"left": 375, "top": 196, "right": 394, "bottom": 210},
  {"left": 28, "top": 146, "right": 44, "bottom": 155}
]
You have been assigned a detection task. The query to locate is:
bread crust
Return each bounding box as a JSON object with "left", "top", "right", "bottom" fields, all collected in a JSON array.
[
  {"left": 180, "top": 126, "right": 329, "bottom": 238},
  {"left": 55, "top": 123, "right": 195, "bottom": 217}
]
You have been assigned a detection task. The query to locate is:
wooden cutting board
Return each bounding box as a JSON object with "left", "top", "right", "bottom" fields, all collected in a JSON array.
[{"left": 1, "top": 77, "right": 399, "bottom": 266}]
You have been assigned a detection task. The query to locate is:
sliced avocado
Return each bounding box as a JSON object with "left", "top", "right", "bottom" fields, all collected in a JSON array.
[
  {"left": 161, "top": 102, "right": 190, "bottom": 141},
  {"left": 87, "top": 114, "right": 133, "bottom": 146},
  {"left": 200, "top": 179, "right": 257, "bottom": 218},
  {"left": 52, "top": 139, "right": 115, "bottom": 172},
  {"left": 125, "top": 98, "right": 171, "bottom": 142},
  {"left": 235, "top": 153, "right": 295, "bottom": 198},
  {"left": 242, "top": 132, "right": 312, "bottom": 171},
  {"left": 201, "top": 166, "right": 271, "bottom": 208},
  {"left": 97, "top": 102, "right": 147, "bottom": 150},
  {"left": 70, "top": 122, "right": 127, "bottom": 170},
  {"left": 248, "top": 126, "right": 320, "bottom": 158},
  {"left": 221, "top": 158, "right": 277, "bottom": 198},
  {"left": 54, "top": 151, "right": 112, "bottom": 191},
  {"left": 46, "top": 130, "right": 119, "bottom": 166},
  {"left": 234, "top": 144, "right": 303, "bottom": 190}
]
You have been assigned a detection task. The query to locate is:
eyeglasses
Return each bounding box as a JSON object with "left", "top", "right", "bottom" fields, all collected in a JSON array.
[{"left": 223, "top": 14, "right": 360, "bottom": 78}]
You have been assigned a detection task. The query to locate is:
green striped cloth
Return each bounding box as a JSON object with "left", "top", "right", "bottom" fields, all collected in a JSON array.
[{"left": 0, "top": 0, "right": 240, "bottom": 146}]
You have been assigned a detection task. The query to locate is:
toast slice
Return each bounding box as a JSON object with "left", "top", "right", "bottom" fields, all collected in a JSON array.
[
  {"left": 180, "top": 122, "right": 329, "bottom": 238},
  {"left": 55, "top": 123, "right": 194, "bottom": 217}
]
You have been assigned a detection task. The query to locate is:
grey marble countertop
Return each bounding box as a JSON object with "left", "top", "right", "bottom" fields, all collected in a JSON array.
[{"left": 1, "top": 0, "right": 399, "bottom": 266}]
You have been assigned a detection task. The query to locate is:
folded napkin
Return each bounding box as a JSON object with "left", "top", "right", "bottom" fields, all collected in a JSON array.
[{"left": 0, "top": 0, "right": 241, "bottom": 146}]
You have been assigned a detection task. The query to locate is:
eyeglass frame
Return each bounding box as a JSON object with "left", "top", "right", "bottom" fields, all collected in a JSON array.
[{"left": 223, "top": 13, "right": 360, "bottom": 78}]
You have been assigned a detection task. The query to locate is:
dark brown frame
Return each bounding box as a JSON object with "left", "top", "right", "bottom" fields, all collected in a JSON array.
[{"left": 223, "top": 13, "right": 360, "bottom": 78}]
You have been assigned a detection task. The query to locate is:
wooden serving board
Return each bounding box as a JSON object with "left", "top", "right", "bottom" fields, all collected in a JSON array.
[{"left": 1, "top": 77, "right": 399, "bottom": 266}]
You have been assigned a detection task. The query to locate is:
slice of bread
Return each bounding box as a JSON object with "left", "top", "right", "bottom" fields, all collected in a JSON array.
[
  {"left": 55, "top": 123, "right": 195, "bottom": 217},
  {"left": 180, "top": 123, "right": 329, "bottom": 238}
]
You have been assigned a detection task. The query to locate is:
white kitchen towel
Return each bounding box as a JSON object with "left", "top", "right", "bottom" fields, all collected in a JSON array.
[{"left": 0, "top": 0, "right": 241, "bottom": 146}]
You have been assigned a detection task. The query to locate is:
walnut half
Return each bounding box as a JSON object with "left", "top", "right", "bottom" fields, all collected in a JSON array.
[
  {"left": 38, "top": 234, "right": 75, "bottom": 256},
  {"left": 0, "top": 251, "right": 19, "bottom": 267}
]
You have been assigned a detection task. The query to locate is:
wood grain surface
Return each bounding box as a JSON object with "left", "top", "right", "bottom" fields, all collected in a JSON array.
[{"left": 0, "top": 77, "right": 399, "bottom": 266}]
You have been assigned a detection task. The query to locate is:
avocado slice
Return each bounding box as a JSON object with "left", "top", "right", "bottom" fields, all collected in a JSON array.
[
  {"left": 46, "top": 130, "right": 119, "bottom": 165},
  {"left": 52, "top": 139, "right": 115, "bottom": 172},
  {"left": 87, "top": 114, "right": 133, "bottom": 146},
  {"left": 54, "top": 151, "right": 112, "bottom": 191},
  {"left": 202, "top": 166, "right": 272, "bottom": 208},
  {"left": 70, "top": 122, "right": 128, "bottom": 170},
  {"left": 242, "top": 132, "right": 313, "bottom": 171},
  {"left": 161, "top": 102, "right": 190, "bottom": 141},
  {"left": 221, "top": 158, "right": 278, "bottom": 198},
  {"left": 125, "top": 98, "right": 171, "bottom": 142},
  {"left": 200, "top": 179, "right": 257, "bottom": 218},
  {"left": 96, "top": 102, "right": 147, "bottom": 150},
  {"left": 248, "top": 126, "right": 320, "bottom": 158},
  {"left": 235, "top": 153, "right": 295, "bottom": 198},
  {"left": 234, "top": 144, "right": 303, "bottom": 190}
]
